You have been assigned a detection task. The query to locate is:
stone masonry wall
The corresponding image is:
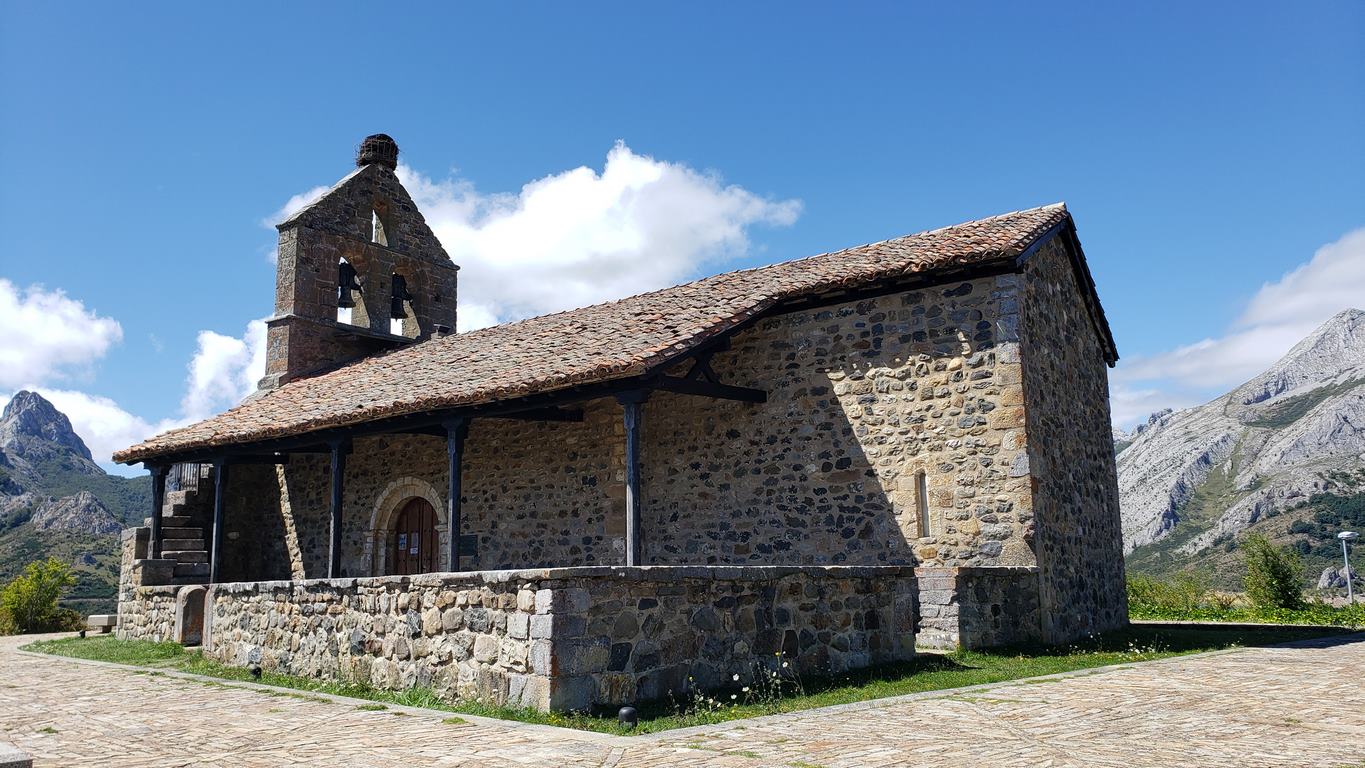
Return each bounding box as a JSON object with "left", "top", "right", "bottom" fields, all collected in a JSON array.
[
  {"left": 192, "top": 566, "right": 916, "bottom": 712},
  {"left": 220, "top": 463, "right": 295, "bottom": 583},
  {"left": 1018, "top": 237, "right": 1128, "bottom": 642},
  {"left": 116, "top": 585, "right": 179, "bottom": 642},
  {"left": 914, "top": 566, "right": 1041, "bottom": 650},
  {"left": 229, "top": 275, "right": 1039, "bottom": 583},
  {"left": 265, "top": 160, "right": 460, "bottom": 387},
  {"left": 252, "top": 405, "right": 623, "bottom": 581},
  {"left": 642, "top": 272, "right": 1035, "bottom": 568},
  {"left": 564, "top": 566, "right": 917, "bottom": 708}
]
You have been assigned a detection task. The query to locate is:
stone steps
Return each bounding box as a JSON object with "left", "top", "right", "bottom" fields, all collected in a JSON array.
[
  {"left": 141, "top": 463, "right": 217, "bottom": 586},
  {"left": 174, "top": 562, "right": 210, "bottom": 578},
  {"left": 162, "top": 538, "right": 205, "bottom": 551}
]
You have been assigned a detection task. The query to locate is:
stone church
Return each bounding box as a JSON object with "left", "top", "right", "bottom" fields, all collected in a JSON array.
[{"left": 114, "top": 134, "right": 1126, "bottom": 712}]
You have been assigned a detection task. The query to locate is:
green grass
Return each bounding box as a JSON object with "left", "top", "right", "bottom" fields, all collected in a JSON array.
[
  {"left": 1245, "top": 378, "right": 1364, "bottom": 429},
  {"left": 1128, "top": 601, "right": 1365, "bottom": 627},
  {"left": 23, "top": 623, "right": 1353, "bottom": 735}
]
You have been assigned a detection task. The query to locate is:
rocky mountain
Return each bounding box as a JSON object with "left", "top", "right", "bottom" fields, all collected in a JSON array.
[
  {"left": 0, "top": 391, "right": 150, "bottom": 615},
  {"left": 1120, "top": 309, "right": 1365, "bottom": 585}
]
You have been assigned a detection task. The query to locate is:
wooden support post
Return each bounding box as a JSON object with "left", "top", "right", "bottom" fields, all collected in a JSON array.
[
  {"left": 328, "top": 439, "right": 349, "bottom": 579},
  {"left": 444, "top": 417, "right": 468, "bottom": 572},
  {"left": 148, "top": 464, "right": 168, "bottom": 560},
  {"left": 209, "top": 460, "right": 228, "bottom": 584},
  {"left": 617, "top": 391, "right": 649, "bottom": 567}
]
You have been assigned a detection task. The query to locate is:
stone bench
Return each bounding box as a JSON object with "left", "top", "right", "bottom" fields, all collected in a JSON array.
[{"left": 86, "top": 614, "right": 116, "bottom": 633}]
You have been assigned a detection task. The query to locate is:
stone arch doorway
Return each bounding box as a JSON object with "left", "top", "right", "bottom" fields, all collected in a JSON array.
[
  {"left": 368, "top": 477, "right": 447, "bottom": 576},
  {"left": 391, "top": 497, "right": 438, "bottom": 575}
]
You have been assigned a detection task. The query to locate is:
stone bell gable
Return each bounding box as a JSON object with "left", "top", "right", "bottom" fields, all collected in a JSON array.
[{"left": 262, "top": 134, "right": 460, "bottom": 389}]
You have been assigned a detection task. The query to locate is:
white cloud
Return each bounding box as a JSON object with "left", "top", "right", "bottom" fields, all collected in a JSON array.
[
  {"left": 263, "top": 185, "right": 330, "bottom": 228},
  {"left": 180, "top": 319, "right": 268, "bottom": 421},
  {"left": 7, "top": 144, "right": 796, "bottom": 466},
  {"left": 0, "top": 280, "right": 122, "bottom": 389},
  {"left": 8, "top": 318, "right": 268, "bottom": 469},
  {"left": 1110, "top": 227, "right": 1365, "bottom": 426},
  {"left": 395, "top": 141, "right": 801, "bottom": 330}
]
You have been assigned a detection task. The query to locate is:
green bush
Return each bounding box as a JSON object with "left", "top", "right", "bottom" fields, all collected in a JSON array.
[
  {"left": 0, "top": 557, "right": 82, "bottom": 635},
  {"left": 1126, "top": 572, "right": 1210, "bottom": 616},
  {"left": 1241, "top": 534, "right": 1304, "bottom": 610}
]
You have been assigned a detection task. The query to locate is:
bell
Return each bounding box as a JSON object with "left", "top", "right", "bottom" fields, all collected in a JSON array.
[
  {"left": 390, "top": 274, "right": 412, "bottom": 319},
  {"left": 337, "top": 262, "right": 361, "bottom": 308}
]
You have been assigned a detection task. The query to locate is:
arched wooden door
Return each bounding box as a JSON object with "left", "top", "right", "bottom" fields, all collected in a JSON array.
[{"left": 390, "top": 498, "right": 438, "bottom": 575}]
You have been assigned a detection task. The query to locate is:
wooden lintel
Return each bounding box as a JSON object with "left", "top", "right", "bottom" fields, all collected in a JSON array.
[
  {"left": 649, "top": 375, "right": 766, "bottom": 403},
  {"left": 489, "top": 408, "right": 584, "bottom": 423},
  {"left": 227, "top": 454, "right": 292, "bottom": 465}
]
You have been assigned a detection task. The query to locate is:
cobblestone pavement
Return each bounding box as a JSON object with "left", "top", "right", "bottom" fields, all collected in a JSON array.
[{"left": 3, "top": 632, "right": 1362, "bottom": 767}]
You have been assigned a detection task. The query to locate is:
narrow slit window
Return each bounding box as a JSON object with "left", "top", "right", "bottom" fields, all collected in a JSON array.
[
  {"left": 371, "top": 209, "right": 388, "bottom": 246},
  {"left": 916, "top": 470, "right": 930, "bottom": 537}
]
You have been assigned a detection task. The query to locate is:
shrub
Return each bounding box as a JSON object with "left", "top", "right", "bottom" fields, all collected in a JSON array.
[
  {"left": 1126, "top": 572, "right": 1210, "bottom": 616},
  {"left": 0, "top": 557, "right": 82, "bottom": 635},
  {"left": 1241, "top": 534, "right": 1304, "bottom": 610}
]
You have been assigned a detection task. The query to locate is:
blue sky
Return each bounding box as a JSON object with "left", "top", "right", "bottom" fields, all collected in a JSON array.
[{"left": 1, "top": 1, "right": 1362, "bottom": 471}]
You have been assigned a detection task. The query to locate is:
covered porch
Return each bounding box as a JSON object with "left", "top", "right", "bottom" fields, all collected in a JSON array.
[{"left": 129, "top": 336, "right": 767, "bottom": 588}]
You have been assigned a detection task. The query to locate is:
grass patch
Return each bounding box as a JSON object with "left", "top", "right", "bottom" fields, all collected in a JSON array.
[
  {"left": 355, "top": 703, "right": 388, "bottom": 711},
  {"left": 23, "top": 623, "right": 1352, "bottom": 735},
  {"left": 38, "top": 726, "right": 58, "bottom": 734}
]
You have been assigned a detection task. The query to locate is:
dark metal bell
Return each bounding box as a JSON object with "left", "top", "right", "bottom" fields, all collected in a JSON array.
[
  {"left": 390, "top": 274, "right": 411, "bottom": 319},
  {"left": 337, "top": 262, "right": 360, "bottom": 308}
]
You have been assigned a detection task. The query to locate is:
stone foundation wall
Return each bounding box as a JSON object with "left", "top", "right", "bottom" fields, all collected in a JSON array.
[
  {"left": 202, "top": 569, "right": 568, "bottom": 710},
  {"left": 116, "top": 585, "right": 180, "bottom": 642},
  {"left": 914, "top": 566, "right": 1041, "bottom": 650},
  {"left": 171, "top": 566, "right": 916, "bottom": 712},
  {"left": 561, "top": 566, "right": 917, "bottom": 708}
]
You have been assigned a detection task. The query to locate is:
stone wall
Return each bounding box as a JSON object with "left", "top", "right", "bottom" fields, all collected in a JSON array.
[
  {"left": 193, "top": 566, "right": 916, "bottom": 712},
  {"left": 251, "top": 405, "right": 624, "bottom": 580},
  {"left": 117, "top": 526, "right": 147, "bottom": 605},
  {"left": 914, "top": 566, "right": 1041, "bottom": 650},
  {"left": 559, "top": 565, "right": 916, "bottom": 708},
  {"left": 641, "top": 273, "right": 1034, "bottom": 568},
  {"left": 264, "top": 156, "right": 460, "bottom": 388},
  {"left": 116, "top": 585, "right": 180, "bottom": 642},
  {"left": 219, "top": 463, "right": 295, "bottom": 583},
  {"left": 1018, "top": 237, "right": 1128, "bottom": 642},
  {"left": 226, "top": 274, "right": 1039, "bottom": 583}
]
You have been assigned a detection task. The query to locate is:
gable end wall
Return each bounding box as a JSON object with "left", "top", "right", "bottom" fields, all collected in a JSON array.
[{"left": 1018, "top": 235, "right": 1127, "bottom": 642}]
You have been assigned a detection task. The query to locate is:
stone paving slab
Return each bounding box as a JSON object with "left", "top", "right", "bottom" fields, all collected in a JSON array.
[{"left": 2, "top": 632, "right": 1363, "bottom": 767}]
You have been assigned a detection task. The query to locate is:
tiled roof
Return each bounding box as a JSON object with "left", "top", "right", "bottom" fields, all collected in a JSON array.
[{"left": 116, "top": 203, "right": 1089, "bottom": 463}]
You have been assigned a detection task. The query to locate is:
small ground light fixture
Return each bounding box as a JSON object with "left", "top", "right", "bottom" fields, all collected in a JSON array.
[{"left": 1340, "top": 531, "right": 1359, "bottom": 603}]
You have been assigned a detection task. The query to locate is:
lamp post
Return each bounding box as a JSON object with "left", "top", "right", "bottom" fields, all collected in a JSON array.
[{"left": 1340, "top": 531, "right": 1359, "bottom": 603}]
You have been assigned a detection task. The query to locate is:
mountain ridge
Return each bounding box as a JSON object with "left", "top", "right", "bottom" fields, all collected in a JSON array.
[
  {"left": 1119, "top": 309, "right": 1365, "bottom": 583},
  {"left": 0, "top": 390, "right": 150, "bottom": 615}
]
